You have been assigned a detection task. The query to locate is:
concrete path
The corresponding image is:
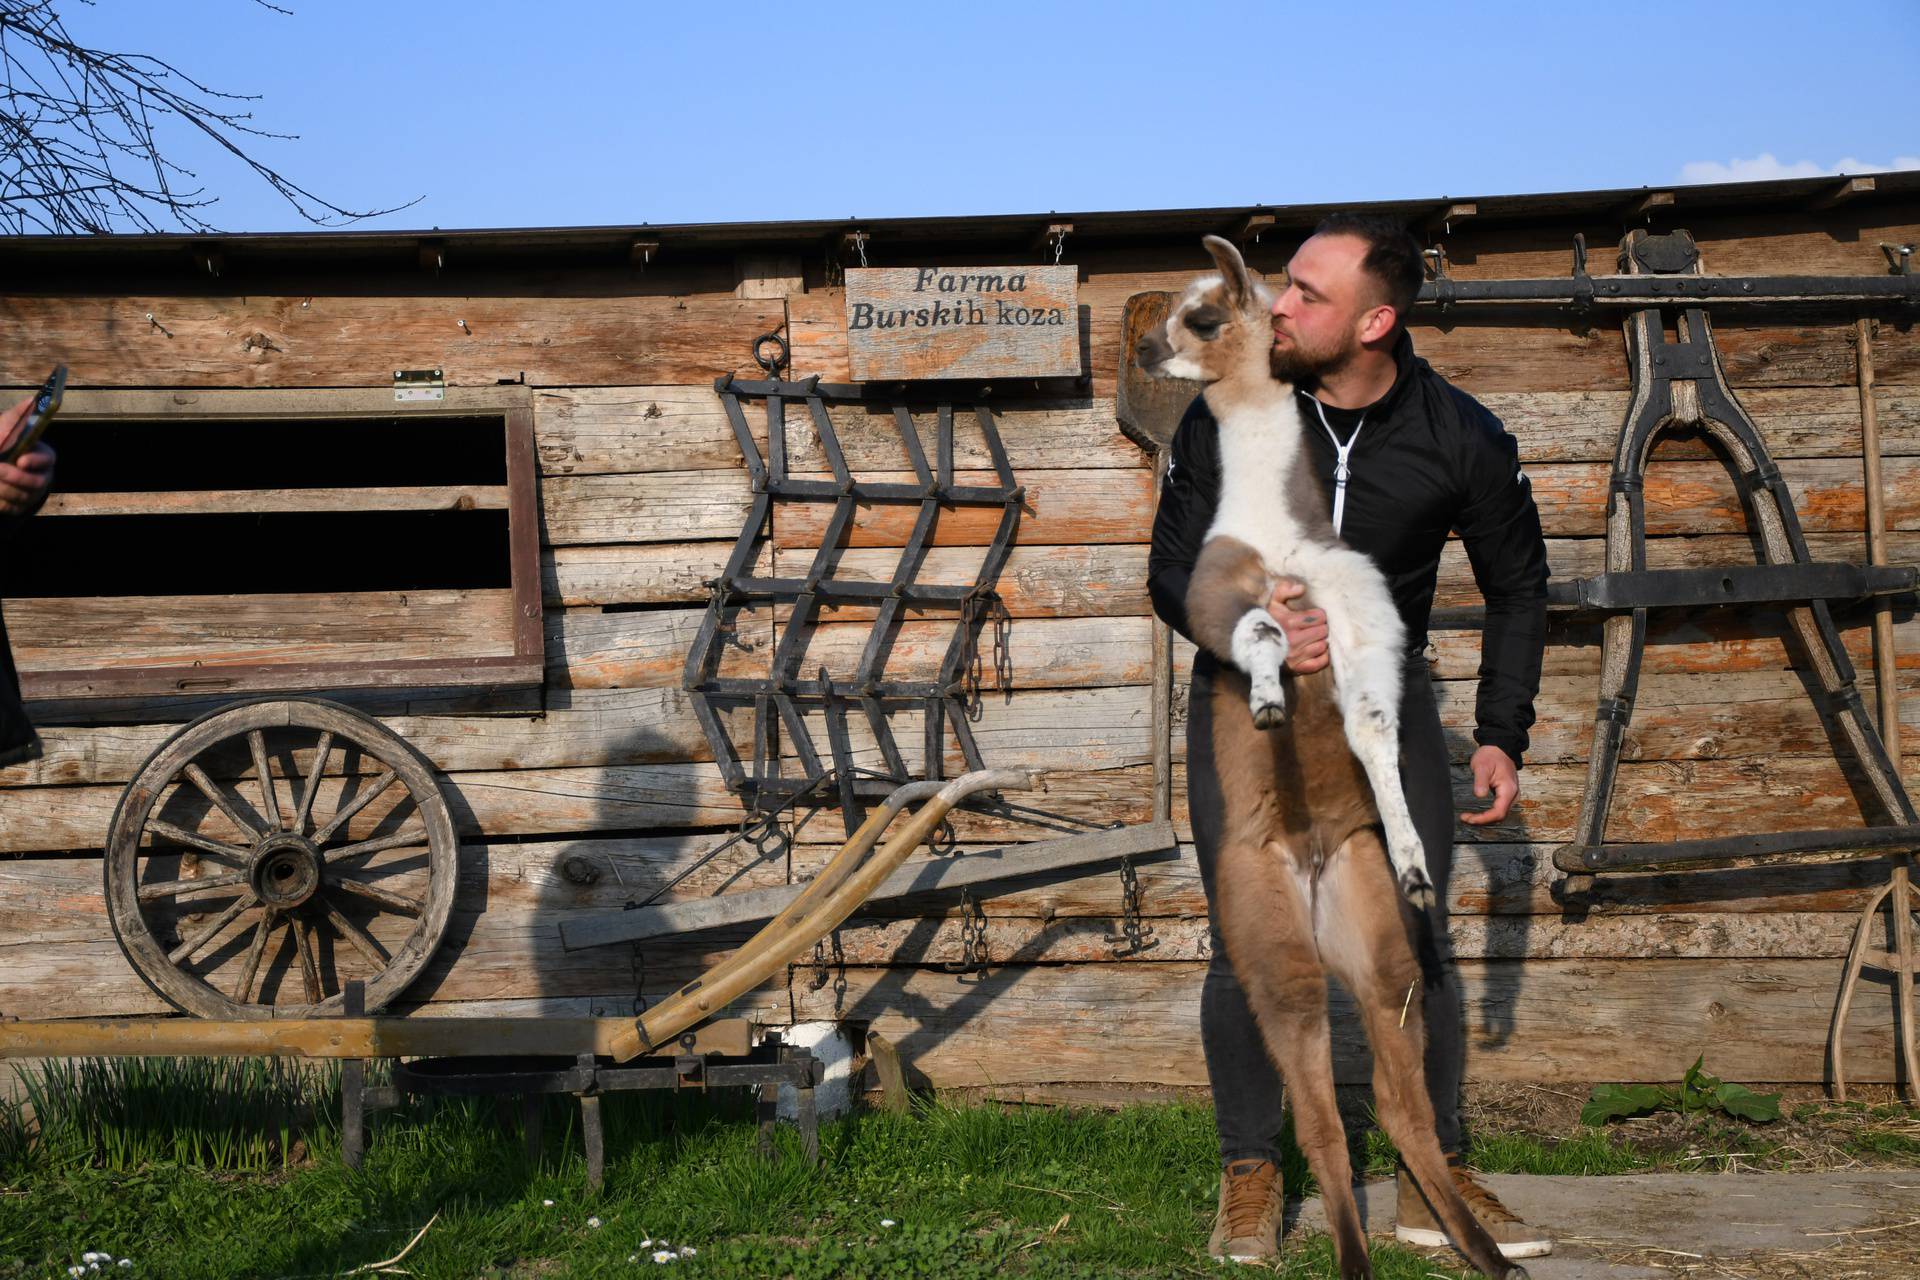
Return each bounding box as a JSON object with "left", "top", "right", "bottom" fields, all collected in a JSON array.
[{"left": 1292, "top": 1171, "right": 1920, "bottom": 1278}]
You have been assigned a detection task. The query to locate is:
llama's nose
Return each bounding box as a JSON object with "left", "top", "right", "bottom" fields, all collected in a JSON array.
[{"left": 1134, "top": 334, "right": 1162, "bottom": 366}]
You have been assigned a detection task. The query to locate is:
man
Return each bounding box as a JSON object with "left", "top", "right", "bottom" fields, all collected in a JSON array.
[
  {"left": 1147, "top": 213, "right": 1552, "bottom": 1262},
  {"left": 1, "top": 391, "right": 58, "bottom": 768}
]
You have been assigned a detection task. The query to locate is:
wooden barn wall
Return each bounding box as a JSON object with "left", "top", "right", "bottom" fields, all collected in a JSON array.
[{"left": 3, "top": 199, "right": 1919, "bottom": 1090}]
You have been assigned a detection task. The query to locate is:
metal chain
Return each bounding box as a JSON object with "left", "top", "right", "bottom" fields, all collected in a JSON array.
[
  {"left": 959, "top": 589, "right": 1011, "bottom": 722},
  {"left": 942, "top": 886, "right": 989, "bottom": 976},
  {"left": 1108, "top": 856, "right": 1157, "bottom": 957}
]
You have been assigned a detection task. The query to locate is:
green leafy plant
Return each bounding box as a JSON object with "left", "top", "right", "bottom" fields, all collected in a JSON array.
[{"left": 1581, "top": 1055, "right": 1781, "bottom": 1126}]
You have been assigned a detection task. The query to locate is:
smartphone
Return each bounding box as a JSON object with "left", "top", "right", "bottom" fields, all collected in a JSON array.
[{"left": 1, "top": 365, "right": 66, "bottom": 465}]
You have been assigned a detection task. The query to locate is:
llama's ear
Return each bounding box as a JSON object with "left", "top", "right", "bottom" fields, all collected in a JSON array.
[{"left": 1202, "top": 235, "right": 1254, "bottom": 308}]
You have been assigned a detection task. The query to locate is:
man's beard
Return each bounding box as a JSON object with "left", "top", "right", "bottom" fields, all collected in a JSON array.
[{"left": 1269, "top": 330, "right": 1357, "bottom": 385}]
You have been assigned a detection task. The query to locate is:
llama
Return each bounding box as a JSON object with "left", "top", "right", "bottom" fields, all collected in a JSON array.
[{"left": 1137, "top": 236, "right": 1527, "bottom": 1280}]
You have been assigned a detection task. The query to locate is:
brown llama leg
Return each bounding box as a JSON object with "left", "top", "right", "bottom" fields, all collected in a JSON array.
[
  {"left": 1210, "top": 801, "right": 1372, "bottom": 1277},
  {"left": 1316, "top": 829, "right": 1528, "bottom": 1280}
]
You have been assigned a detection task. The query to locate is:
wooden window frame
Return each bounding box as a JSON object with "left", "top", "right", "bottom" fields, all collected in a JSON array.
[{"left": 19, "top": 385, "right": 542, "bottom": 700}]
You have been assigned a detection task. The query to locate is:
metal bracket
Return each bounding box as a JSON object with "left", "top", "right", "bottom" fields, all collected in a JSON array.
[{"left": 393, "top": 367, "right": 445, "bottom": 402}]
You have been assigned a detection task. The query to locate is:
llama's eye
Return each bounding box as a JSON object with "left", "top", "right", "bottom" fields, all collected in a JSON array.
[{"left": 1188, "top": 321, "right": 1220, "bottom": 340}]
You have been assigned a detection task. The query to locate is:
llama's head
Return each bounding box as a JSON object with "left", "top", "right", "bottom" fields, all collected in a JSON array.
[{"left": 1134, "top": 235, "right": 1275, "bottom": 386}]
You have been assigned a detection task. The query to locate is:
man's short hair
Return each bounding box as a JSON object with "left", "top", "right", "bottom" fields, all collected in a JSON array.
[{"left": 1313, "top": 212, "right": 1424, "bottom": 329}]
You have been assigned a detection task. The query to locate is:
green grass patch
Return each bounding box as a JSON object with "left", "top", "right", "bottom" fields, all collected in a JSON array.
[{"left": 0, "top": 1059, "right": 1482, "bottom": 1279}]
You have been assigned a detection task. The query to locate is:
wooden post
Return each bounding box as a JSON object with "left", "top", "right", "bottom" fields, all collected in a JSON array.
[
  {"left": 1152, "top": 447, "right": 1174, "bottom": 826},
  {"left": 1830, "top": 318, "right": 1920, "bottom": 1100}
]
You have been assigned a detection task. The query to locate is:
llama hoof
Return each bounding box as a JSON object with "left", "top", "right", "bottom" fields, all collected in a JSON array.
[
  {"left": 1400, "top": 867, "right": 1436, "bottom": 911},
  {"left": 1251, "top": 701, "right": 1287, "bottom": 730},
  {"left": 1503, "top": 1268, "right": 1531, "bottom": 1280}
]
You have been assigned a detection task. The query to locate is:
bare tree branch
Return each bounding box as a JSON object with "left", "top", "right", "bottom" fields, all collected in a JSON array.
[{"left": 0, "top": 0, "right": 420, "bottom": 233}]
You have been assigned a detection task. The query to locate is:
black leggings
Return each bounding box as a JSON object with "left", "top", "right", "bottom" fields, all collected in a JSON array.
[{"left": 1188, "top": 653, "right": 1465, "bottom": 1163}]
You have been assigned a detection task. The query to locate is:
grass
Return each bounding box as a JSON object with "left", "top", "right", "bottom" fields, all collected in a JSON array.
[
  {"left": 0, "top": 1059, "right": 1477, "bottom": 1280},
  {"left": 1, "top": 1061, "right": 1916, "bottom": 1278}
]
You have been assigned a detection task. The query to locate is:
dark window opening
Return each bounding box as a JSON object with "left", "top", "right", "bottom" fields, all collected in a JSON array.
[
  {"left": 5, "top": 509, "right": 511, "bottom": 598},
  {"left": 51, "top": 415, "right": 507, "bottom": 492},
  {"left": 10, "top": 413, "right": 510, "bottom": 599}
]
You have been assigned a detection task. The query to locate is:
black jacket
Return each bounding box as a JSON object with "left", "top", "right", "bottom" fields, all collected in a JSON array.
[
  {"left": 1147, "top": 332, "right": 1550, "bottom": 766},
  {"left": 0, "top": 515, "right": 41, "bottom": 769}
]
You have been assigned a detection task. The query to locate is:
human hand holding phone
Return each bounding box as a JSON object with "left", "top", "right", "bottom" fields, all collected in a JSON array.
[{"left": 0, "top": 382, "right": 59, "bottom": 519}]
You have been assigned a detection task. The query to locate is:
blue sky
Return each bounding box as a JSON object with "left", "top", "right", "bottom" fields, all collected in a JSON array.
[{"left": 47, "top": 0, "right": 1920, "bottom": 233}]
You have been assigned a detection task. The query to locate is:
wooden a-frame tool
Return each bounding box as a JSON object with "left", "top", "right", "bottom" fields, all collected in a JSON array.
[{"left": 1550, "top": 230, "right": 1919, "bottom": 1096}]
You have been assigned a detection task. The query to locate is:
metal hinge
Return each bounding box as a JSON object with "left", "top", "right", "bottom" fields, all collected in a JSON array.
[{"left": 393, "top": 368, "right": 445, "bottom": 402}]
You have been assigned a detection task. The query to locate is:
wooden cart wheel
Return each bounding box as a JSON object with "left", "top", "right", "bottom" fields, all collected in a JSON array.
[{"left": 104, "top": 697, "right": 458, "bottom": 1019}]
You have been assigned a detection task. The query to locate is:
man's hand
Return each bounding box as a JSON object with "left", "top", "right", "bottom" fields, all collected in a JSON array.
[
  {"left": 1266, "top": 577, "right": 1330, "bottom": 675},
  {"left": 0, "top": 394, "right": 55, "bottom": 519},
  {"left": 1459, "top": 743, "right": 1519, "bottom": 826}
]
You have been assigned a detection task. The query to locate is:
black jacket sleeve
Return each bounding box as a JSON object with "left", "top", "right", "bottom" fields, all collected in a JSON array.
[
  {"left": 1452, "top": 397, "right": 1550, "bottom": 768},
  {"left": 1147, "top": 397, "right": 1220, "bottom": 646}
]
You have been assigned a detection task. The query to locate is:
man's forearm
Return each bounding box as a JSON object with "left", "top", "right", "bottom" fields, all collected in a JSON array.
[{"left": 1473, "top": 594, "right": 1547, "bottom": 766}]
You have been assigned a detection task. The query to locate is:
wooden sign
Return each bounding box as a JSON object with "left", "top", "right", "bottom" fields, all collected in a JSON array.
[{"left": 844, "top": 265, "right": 1079, "bottom": 381}]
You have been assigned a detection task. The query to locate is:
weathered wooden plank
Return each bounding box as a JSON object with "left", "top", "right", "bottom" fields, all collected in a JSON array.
[
  {"left": 1166, "top": 667, "right": 1920, "bottom": 766},
  {"left": 785, "top": 544, "right": 1151, "bottom": 620},
  {"left": 812, "top": 399, "right": 1143, "bottom": 472},
  {"left": 542, "top": 542, "right": 1151, "bottom": 615},
  {"left": 1435, "top": 531, "right": 1899, "bottom": 608},
  {"left": 772, "top": 614, "right": 1152, "bottom": 690},
  {"left": 1519, "top": 456, "right": 1914, "bottom": 536},
  {"left": 799, "top": 764, "right": 1156, "bottom": 847},
  {"left": 550, "top": 608, "right": 1149, "bottom": 694},
  {"left": 807, "top": 911, "right": 1861, "bottom": 965},
  {"left": 1072, "top": 217, "right": 1920, "bottom": 306},
  {"left": 561, "top": 822, "right": 1177, "bottom": 950},
  {"left": 780, "top": 686, "right": 1154, "bottom": 777},
  {"left": 772, "top": 468, "right": 1155, "bottom": 548},
  {"left": 793, "top": 958, "right": 1901, "bottom": 1085},
  {"left": 1422, "top": 613, "right": 1910, "bottom": 681},
  {"left": 535, "top": 386, "right": 759, "bottom": 475},
  {"left": 533, "top": 389, "right": 1145, "bottom": 476},
  {"left": 550, "top": 606, "right": 775, "bottom": 690},
  {"left": 0, "top": 759, "right": 755, "bottom": 853},
  {"left": 40, "top": 486, "right": 508, "bottom": 517},
  {"left": 1429, "top": 669, "right": 1920, "bottom": 765},
  {"left": 0, "top": 846, "right": 790, "bottom": 1020},
  {"left": 795, "top": 840, "right": 1894, "bottom": 921},
  {"left": 10, "top": 590, "right": 516, "bottom": 676},
  {"left": 0, "top": 295, "right": 784, "bottom": 388},
  {"left": 542, "top": 542, "right": 753, "bottom": 607},
  {"left": 1163, "top": 756, "right": 1920, "bottom": 847},
  {"left": 1, "top": 685, "right": 728, "bottom": 789},
  {"left": 542, "top": 464, "right": 1156, "bottom": 552},
  {"left": 1480, "top": 387, "right": 1920, "bottom": 463},
  {"left": 539, "top": 471, "right": 754, "bottom": 545}
]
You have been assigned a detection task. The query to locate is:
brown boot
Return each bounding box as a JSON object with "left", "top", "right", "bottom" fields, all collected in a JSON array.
[
  {"left": 1208, "top": 1157, "right": 1285, "bottom": 1263},
  {"left": 1394, "top": 1161, "right": 1552, "bottom": 1259}
]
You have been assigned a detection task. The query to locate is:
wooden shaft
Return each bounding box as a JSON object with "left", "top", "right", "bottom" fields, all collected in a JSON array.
[
  {"left": 1151, "top": 447, "right": 1174, "bottom": 825},
  {"left": 0, "top": 1016, "right": 753, "bottom": 1061},
  {"left": 1851, "top": 316, "right": 1917, "bottom": 1098},
  {"left": 612, "top": 769, "right": 1033, "bottom": 1061},
  {"left": 1858, "top": 319, "right": 1900, "bottom": 757}
]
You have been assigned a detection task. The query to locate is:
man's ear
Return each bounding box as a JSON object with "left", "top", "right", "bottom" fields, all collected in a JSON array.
[
  {"left": 1201, "top": 235, "right": 1254, "bottom": 309},
  {"left": 1358, "top": 302, "right": 1399, "bottom": 346}
]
